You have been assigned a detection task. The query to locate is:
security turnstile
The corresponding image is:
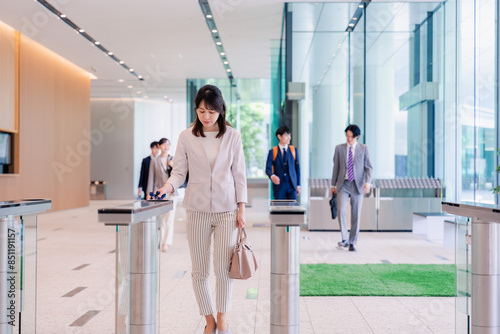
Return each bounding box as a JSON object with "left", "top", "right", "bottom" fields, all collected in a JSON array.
[
  {"left": 269, "top": 200, "right": 305, "bottom": 334},
  {"left": 442, "top": 201, "right": 500, "bottom": 334},
  {"left": 98, "top": 200, "right": 173, "bottom": 334},
  {"left": 0, "top": 199, "right": 52, "bottom": 334}
]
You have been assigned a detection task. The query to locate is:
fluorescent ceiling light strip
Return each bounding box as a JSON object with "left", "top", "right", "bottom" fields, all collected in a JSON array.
[
  {"left": 346, "top": 1, "right": 371, "bottom": 32},
  {"left": 198, "top": 0, "right": 240, "bottom": 99},
  {"left": 35, "top": 0, "right": 144, "bottom": 81}
]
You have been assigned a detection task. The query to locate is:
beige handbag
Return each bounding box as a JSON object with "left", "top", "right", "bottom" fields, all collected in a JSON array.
[{"left": 229, "top": 227, "right": 258, "bottom": 280}]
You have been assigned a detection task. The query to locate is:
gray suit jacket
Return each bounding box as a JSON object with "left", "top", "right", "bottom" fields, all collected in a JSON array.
[
  {"left": 331, "top": 143, "right": 373, "bottom": 195},
  {"left": 147, "top": 156, "right": 172, "bottom": 195}
]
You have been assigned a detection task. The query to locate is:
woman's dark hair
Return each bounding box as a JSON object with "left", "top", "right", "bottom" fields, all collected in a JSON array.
[
  {"left": 192, "top": 85, "right": 229, "bottom": 138},
  {"left": 345, "top": 124, "right": 361, "bottom": 138},
  {"left": 158, "top": 138, "right": 170, "bottom": 145}
]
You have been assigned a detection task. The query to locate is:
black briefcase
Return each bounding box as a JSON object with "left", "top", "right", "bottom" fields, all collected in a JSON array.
[{"left": 329, "top": 194, "right": 337, "bottom": 219}]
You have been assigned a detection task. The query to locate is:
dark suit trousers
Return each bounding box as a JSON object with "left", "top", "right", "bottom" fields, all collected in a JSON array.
[
  {"left": 273, "top": 180, "right": 297, "bottom": 200},
  {"left": 337, "top": 180, "right": 363, "bottom": 245}
]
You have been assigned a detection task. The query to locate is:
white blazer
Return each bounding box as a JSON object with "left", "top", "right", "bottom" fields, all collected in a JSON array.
[{"left": 167, "top": 126, "right": 247, "bottom": 213}]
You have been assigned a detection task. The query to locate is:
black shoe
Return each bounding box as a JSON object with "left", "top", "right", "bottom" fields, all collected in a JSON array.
[
  {"left": 349, "top": 244, "right": 356, "bottom": 252},
  {"left": 338, "top": 240, "right": 348, "bottom": 247}
]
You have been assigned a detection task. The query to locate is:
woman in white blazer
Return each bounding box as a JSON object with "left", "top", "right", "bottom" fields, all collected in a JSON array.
[{"left": 158, "top": 85, "right": 247, "bottom": 334}]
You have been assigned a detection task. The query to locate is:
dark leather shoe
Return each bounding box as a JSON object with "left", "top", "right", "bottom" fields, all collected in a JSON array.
[
  {"left": 338, "top": 240, "right": 348, "bottom": 247},
  {"left": 349, "top": 244, "right": 356, "bottom": 251}
]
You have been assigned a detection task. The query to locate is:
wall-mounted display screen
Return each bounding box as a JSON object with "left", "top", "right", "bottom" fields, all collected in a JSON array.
[{"left": 0, "top": 132, "right": 12, "bottom": 165}]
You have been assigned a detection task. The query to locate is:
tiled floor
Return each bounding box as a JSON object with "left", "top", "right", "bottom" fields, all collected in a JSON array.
[{"left": 35, "top": 199, "right": 455, "bottom": 334}]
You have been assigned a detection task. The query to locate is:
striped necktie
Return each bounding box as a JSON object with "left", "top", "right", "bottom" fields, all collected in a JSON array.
[{"left": 348, "top": 146, "right": 354, "bottom": 182}]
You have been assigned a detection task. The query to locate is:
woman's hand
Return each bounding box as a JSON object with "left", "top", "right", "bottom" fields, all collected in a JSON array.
[
  {"left": 237, "top": 203, "right": 246, "bottom": 228},
  {"left": 157, "top": 182, "right": 173, "bottom": 198}
]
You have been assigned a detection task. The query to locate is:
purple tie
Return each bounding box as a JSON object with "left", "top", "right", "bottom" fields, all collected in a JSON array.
[{"left": 348, "top": 146, "right": 354, "bottom": 182}]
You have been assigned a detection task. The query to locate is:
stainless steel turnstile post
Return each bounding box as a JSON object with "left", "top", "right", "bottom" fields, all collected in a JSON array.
[
  {"left": 99, "top": 200, "right": 172, "bottom": 334},
  {"left": 0, "top": 199, "right": 52, "bottom": 334},
  {"left": 442, "top": 201, "right": 500, "bottom": 334},
  {"left": 269, "top": 200, "right": 305, "bottom": 334}
]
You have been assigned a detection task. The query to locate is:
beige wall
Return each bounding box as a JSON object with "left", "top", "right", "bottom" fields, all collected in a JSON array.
[
  {"left": 0, "top": 22, "right": 90, "bottom": 211},
  {"left": 0, "top": 21, "right": 16, "bottom": 133}
]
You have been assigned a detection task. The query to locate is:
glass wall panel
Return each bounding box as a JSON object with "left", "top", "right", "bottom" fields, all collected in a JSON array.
[
  {"left": 475, "top": 0, "right": 496, "bottom": 203},
  {"left": 457, "top": 0, "right": 498, "bottom": 203},
  {"left": 280, "top": 0, "right": 498, "bottom": 205}
]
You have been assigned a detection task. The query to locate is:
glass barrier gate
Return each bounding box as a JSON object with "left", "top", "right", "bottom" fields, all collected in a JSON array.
[
  {"left": 98, "top": 200, "right": 173, "bottom": 334},
  {"left": 0, "top": 199, "right": 51, "bottom": 334},
  {"left": 442, "top": 201, "right": 500, "bottom": 334}
]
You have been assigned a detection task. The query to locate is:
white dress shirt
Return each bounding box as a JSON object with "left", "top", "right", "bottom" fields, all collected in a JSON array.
[{"left": 278, "top": 143, "right": 288, "bottom": 157}]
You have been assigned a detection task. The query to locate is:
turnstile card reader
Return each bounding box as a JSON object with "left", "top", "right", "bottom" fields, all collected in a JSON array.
[
  {"left": 99, "top": 200, "right": 172, "bottom": 334},
  {"left": 270, "top": 200, "right": 306, "bottom": 226},
  {"left": 0, "top": 199, "right": 51, "bottom": 334},
  {"left": 269, "top": 200, "right": 305, "bottom": 334}
]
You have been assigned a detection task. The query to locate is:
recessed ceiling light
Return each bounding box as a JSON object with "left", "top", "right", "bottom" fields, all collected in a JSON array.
[
  {"left": 94, "top": 41, "right": 100, "bottom": 45},
  {"left": 220, "top": 52, "right": 225, "bottom": 56},
  {"left": 136, "top": 90, "right": 142, "bottom": 94},
  {"left": 359, "top": 4, "right": 364, "bottom": 8},
  {"left": 118, "top": 79, "right": 124, "bottom": 82},
  {"left": 163, "top": 95, "right": 168, "bottom": 99},
  {"left": 119, "top": 61, "right": 124, "bottom": 64},
  {"left": 137, "top": 75, "right": 143, "bottom": 79},
  {"left": 216, "top": 42, "right": 222, "bottom": 45},
  {"left": 108, "top": 51, "right": 113, "bottom": 55},
  {"left": 60, "top": 14, "right": 66, "bottom": 18},
  {"left": 168, "top": 99, "right": 173, "bottom": 103},
  {"left": 79, "top": 29, "right": 85, "bottom": 33},
  {"left": 349, "top": 23, "right": 354, "bottom": 27},
  {"left": 206, "top": 14, "right": 213, "bottom": 18},
  {"left": 212, "top": 29, "right": 217, "bottom": 33},
  {"left": 353, "top": 17, "right": 358, "bottom": 20},
  {"left": 226, "top": 69, "right": 232, "bottom": 72},
  {"left": 223, "top": 61, "right": 229, "bottom": 65},
  {"left": 127, "top": 85, "right": 133, "bottom": 89},
  {"left": 129, "top": 68, "right": 134, "bottom": 72}
]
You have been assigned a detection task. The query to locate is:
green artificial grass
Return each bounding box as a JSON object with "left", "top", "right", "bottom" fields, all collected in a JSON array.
[{"left": 300, "top": 264, "right": 455, "bottom": 297}]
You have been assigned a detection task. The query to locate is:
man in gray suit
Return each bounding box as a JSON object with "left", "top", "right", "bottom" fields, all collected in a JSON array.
[{"left": 331, "top": 125, "right": 373, "bottom": 251}]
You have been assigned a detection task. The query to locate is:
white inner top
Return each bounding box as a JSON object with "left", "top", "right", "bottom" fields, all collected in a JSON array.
[
  {"left": 202, "top": 132, "right": 222, "bottom": 170},
  {"left": 160, "top": 157, "right": 168, "bottom": 171}
]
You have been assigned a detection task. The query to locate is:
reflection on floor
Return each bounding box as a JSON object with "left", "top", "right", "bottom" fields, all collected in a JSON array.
[{"left": 36, "top": 199, "right": 455, "bottom": 334}]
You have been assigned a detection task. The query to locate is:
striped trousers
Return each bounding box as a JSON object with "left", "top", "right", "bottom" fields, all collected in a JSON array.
[{"left": 186, "top": 209, "right": 238, "bottom": 315}]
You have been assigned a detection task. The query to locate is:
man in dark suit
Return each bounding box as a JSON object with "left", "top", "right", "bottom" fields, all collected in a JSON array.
[
  {"left": 138, "top": 141, "right": 159, "bottom": 199},
  {"left": 266, "top": 126, "right": 301, "bottom": 200},
  {"left": 331, "top": 125, "right": 373, "bottom": 251}
]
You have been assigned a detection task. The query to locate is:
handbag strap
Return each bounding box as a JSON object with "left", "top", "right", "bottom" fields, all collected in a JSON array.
[{"left": 234, "top": 227, "right": 248, "bottom": 251}]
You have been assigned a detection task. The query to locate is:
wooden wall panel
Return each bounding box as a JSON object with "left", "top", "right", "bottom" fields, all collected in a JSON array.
[
  {"left": 0, "top": 30, "right": 90, "bottom": 211},
  {"left": 0, "top": 21, "right": 16, "bottom": 132}
]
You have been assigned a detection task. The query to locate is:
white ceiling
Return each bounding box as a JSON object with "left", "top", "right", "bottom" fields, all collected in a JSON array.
[
  {"left": 0, "top": 0, "right": 288, "bottom": 102},
  {"left": 0, "top": 0, "right": 438, "bottom": 102}
]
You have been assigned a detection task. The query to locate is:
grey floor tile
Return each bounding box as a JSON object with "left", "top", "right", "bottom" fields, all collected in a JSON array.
[{"left": 35, "top": 200, "right": 456, "bottom": 333}]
